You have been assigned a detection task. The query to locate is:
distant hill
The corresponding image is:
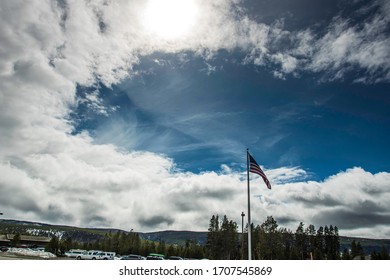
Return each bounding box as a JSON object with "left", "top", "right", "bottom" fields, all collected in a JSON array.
[
  {"left": 139, "top": 230, "right": 207, "bottom": 245},
  {"left": 0, "top": 219, "right": 207, "bottom": 245},
  {"left": 339, "top": 236, "right": 390, "bottom": 255},
  {"left": 0, "top": 219, "right": 126, "bottom": 244},
  {"left": 1, "top": 219, "right": 389, "bottom": 254}
]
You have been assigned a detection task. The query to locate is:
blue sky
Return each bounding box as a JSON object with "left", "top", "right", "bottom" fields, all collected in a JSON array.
[
  {"left": 77, "top": 50, "right": 390, "bottom": 181},
  {"left": 1, "top": 0, "right": 390, "bottom": 238}
]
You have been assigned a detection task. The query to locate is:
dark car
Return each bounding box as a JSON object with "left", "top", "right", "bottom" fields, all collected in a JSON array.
[
  {"left": 0, "top": 246, "right": 9, "bottom": 252},
  {"left": 169, "top": 256, "right": 183, "bottom": 260},
  {"left": 120, "top": 254, "right": 146, "bottom": 260}
]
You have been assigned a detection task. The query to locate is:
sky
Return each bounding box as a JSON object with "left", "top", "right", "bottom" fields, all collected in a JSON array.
[{"left": 0, "top": 0, "right": 390, "bottom": 238}]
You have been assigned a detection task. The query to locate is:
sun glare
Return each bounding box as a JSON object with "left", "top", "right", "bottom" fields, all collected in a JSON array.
[{"left": 142, "top": 0, "right": 198, "bottom": 40}]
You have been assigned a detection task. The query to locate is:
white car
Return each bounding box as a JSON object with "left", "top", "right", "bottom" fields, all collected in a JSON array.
[
  {"left": 65, "top": 249, "right": 86, "bottom": 258},
  {"left": 96, "top": 251, "right": 116, "bottom": 260},
  {"left": 78, "top": 250, "right": 102, "bottom": 260}
]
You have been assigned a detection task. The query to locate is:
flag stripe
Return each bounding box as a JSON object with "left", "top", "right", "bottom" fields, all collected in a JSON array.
[{"left": 248, "top": 153, "right": 271, "bottom": 189}]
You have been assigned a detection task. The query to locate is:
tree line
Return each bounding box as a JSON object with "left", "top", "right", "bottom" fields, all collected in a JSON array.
[
  {"left": 205, "top": 214, "right": 389, "bottom": 260},
  {"left": 207, "top": 215, "right": 341, "bottom": 259},
  {"left": 45, "top": 231, "right": 207, "bottom": 259},
  {"left": 5, "top": 216, "right": 388, "bottom": 259}
]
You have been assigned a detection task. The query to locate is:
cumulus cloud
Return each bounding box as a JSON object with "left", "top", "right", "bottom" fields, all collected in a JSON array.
[
  {"left": 0, "top": 0, "right": 389, "bottom": 238},
  {"left": 264, "top": 167, "right": 390, "bottom": 238}
]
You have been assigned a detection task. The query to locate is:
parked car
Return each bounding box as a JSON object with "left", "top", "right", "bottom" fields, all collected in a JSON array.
[
  {"left": 169, "top": 256, "right": 183, "bottom": 260},
  {"left": 96, "top": 251, "right": 116, "bottom": 260},
  {"left": 146, "top": 253, "right": 165, "bottom": 260},
  {"left": 78, "top": 250, "right": 102, "bottom": 260},
  {"left": 120, "top": 254, "right": 146, "bottom": 260},
  {"left": 0, "top": 246, "right": 9, "bottom": 252},
  {"left": 65, "top": 249, "right": 86, "bottom": 258}
]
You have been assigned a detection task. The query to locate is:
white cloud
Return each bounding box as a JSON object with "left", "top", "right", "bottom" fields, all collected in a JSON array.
[
  {"left": 265, "top": 167, "right": 390, "bottom": 238},
  {"left": 298, "top": 2, "right": 390, "bottom": 83},
  {"left": 270, "top": 53, "right": 298, "bottom": 78},
  {"left": 242, "top": 1, "right": 390, "bottom": 82}
]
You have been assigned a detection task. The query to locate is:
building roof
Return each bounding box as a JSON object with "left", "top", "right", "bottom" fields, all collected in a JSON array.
[{"left": 4, "top": 234, "right": 51, "bottom": 242}]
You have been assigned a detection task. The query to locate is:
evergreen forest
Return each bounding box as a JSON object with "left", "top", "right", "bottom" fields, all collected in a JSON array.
[{"left": 38, "top": 215, "right": 390, "bottom": 260}]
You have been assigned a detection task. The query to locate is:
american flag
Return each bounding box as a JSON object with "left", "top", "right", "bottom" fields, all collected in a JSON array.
[{"left": 248, "top": 153, "right": 272, "bottom": 189}]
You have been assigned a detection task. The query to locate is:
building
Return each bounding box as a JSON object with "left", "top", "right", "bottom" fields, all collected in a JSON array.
[{"left": 0, "top": 234, "right": 51, "bottom": 248}]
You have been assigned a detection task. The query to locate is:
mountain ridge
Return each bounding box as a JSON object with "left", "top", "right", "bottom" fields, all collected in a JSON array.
[{"left": 1, "top": 218, "right": 389, "bottom": 254}]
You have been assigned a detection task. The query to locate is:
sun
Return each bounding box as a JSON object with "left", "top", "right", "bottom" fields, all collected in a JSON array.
[{"left": 142, "top": 0, "right": 199, "bottom": 40}]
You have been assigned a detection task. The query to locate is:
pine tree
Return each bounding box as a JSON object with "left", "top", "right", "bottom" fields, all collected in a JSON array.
[
  {"left": 342, "top": 248, "right": 351, "bottom": 260},
  {"left": 372, "top": 246, "right": 390, "bottom": 260},
  {"left": 324, "top": 225, "right": 331, "bottom": 259},
  {"left": 294, "top": 222, "right": 308, "bottom": 259},
  {"left": 62, "top": 236, "right": 73, "bottom": 253},
  {"left": 256, "top": 216, "right": 281, "bottom": 260},
  {"left": 324, "top": 225, "right": 339, "bottom": 259},
  {"left": 220, "top": 216, "right": 238, "bottom": 259},
  {"left": 380, "top": 245, "right": 389, "bottom": 260},
  {"left": 305, "top": 224, "right": 316, "bottom": 259},
  {"left": 332, "top": 226, "right": 340, "bottom": 259},
  {"left": 351, "top": 240, "right": 358, "bottom": 258},
  {"left": 351, "top": 240, "right": 364, "bottom": 259},
  {"left": 10, "top": 232, "right": 21, "bottom": 247},
  {"left": 279, "top": 228, "right": 294, "bottom": 259},
  {"left": 314, "top": 226, "right": 324, "bottom": 259},
  {"left": 157, "top": 239, "right": 166, "bottom": 255},
  {"left": 206, "top": 214, "right": 221, "bottom": 259},
  {"left": 206, "top": 214, "right": 238, "bottom": 259},
  {"left": 46, "top": 236, "right": 59, "bottom": 255}
]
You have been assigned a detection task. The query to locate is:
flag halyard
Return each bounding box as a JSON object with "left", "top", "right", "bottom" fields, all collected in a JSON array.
[{"left": 248, "top": 153, "right": 272, "bottom": 189}]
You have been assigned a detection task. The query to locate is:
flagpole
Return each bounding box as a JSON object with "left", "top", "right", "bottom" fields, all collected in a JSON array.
[{"left": 246, "top": 148, "right": 252, "bottom": 260}]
